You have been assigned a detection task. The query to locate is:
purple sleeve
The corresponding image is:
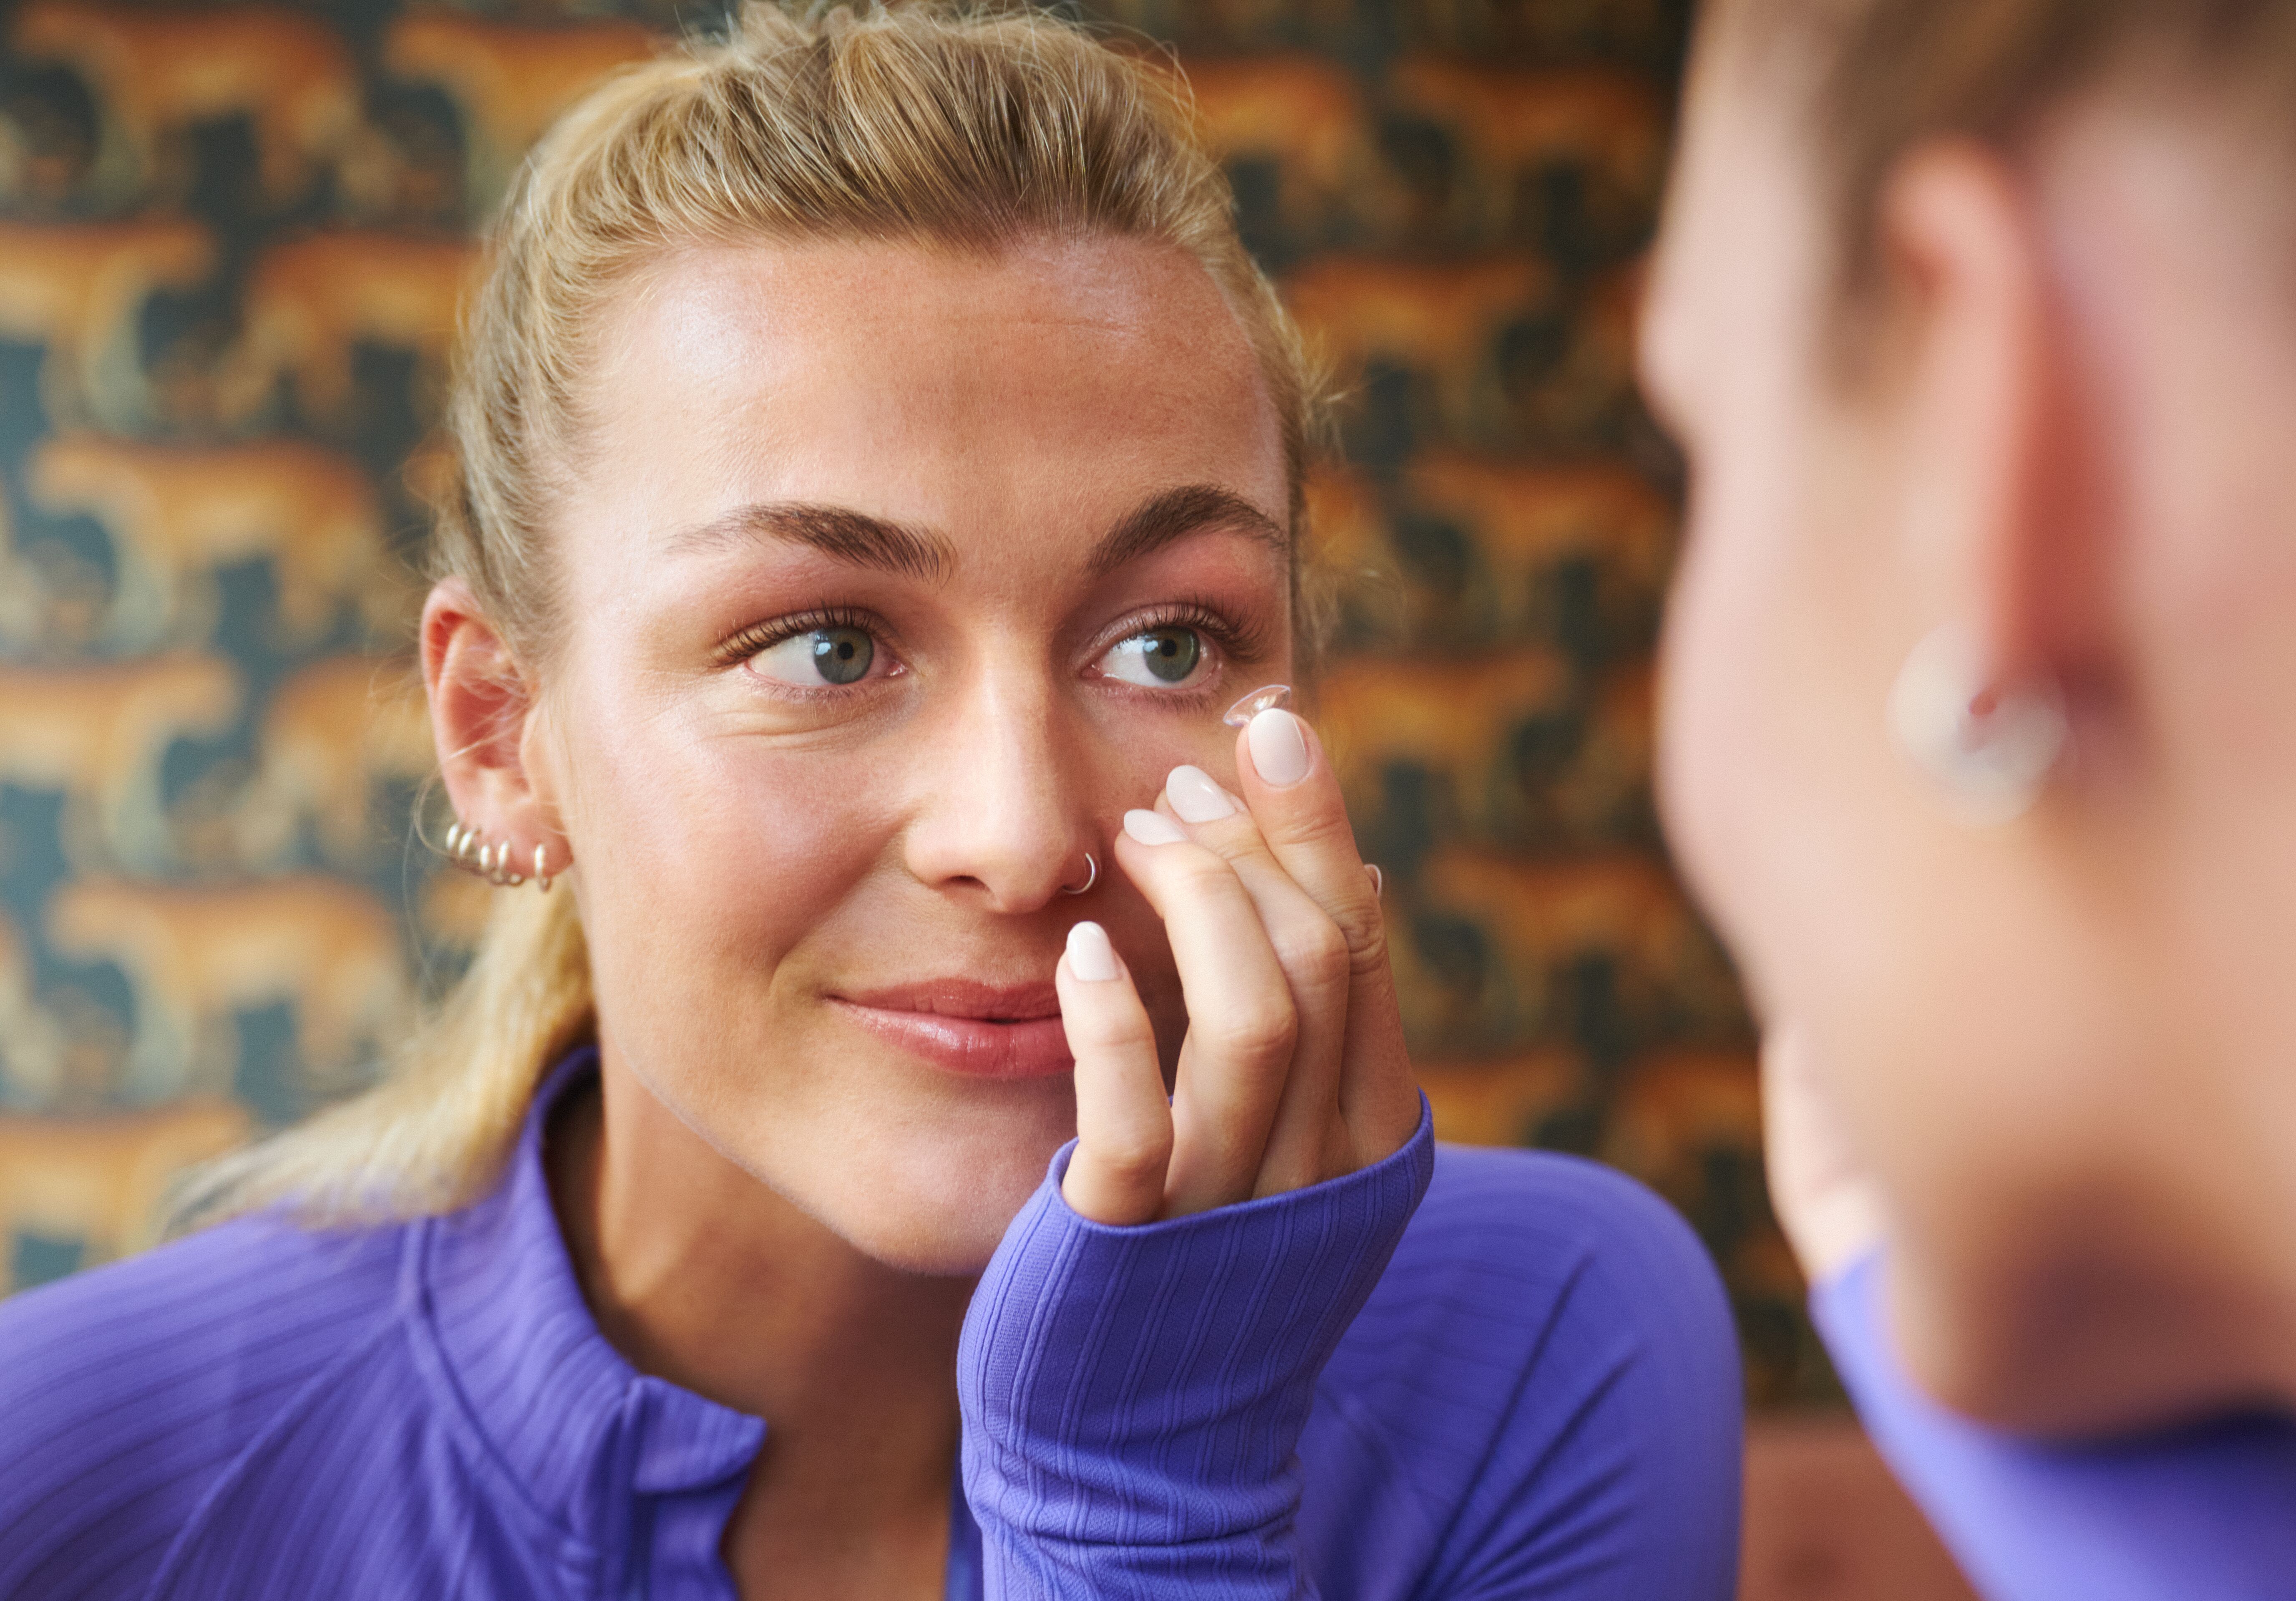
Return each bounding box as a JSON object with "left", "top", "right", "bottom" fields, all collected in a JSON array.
[
  {"left": 1813, "top": 1250, "right": 2296, "bottom": 1601},
  {"left": 956, "top": 1098, "right": 1438, "bottom": 1600}
]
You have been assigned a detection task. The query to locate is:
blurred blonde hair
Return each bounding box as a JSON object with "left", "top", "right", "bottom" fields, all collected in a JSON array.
[
  {"left": 1719, "top": 0, "right": 2296, "bottom": 314},
  {"left": 180, "top": 0, "right": 1329, "bottom": 1229}
]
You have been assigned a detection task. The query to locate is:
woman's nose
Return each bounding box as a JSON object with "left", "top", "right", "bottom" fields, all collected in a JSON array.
[{"left": 899, "top": 673, "right": 1100, "bottom": 914}]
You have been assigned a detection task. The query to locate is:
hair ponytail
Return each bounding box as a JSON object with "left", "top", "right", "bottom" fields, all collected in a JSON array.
[{"left": 175, "top": 881, "right": 592, "bottom": 1228}]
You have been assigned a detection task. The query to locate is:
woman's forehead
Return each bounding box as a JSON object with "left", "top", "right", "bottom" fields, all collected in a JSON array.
[
  {"left": 590, "top": 237, "right": 1270, "bottom": 432},
  {"left": 557, "top": 236, "right": 1287, "bottom": 605},
  {"left": 572, "top": 235, "right": 1286, "bottom": 550}
]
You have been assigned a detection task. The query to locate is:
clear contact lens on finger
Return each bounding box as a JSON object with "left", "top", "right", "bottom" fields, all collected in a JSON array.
[{"left": 1222, "top": 684, "right": 1292, "bottom": 728}]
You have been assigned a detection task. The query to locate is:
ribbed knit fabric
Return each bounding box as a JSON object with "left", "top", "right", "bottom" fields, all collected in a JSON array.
[
  {"left": 1814, "top": 1251, "right": 2296, "bottom": 1601},
  {"left": 959, "top": 1117, "right": 1436, "bottom": 1596},
  {"left": 0, "top": 1046, "right": 1742, "bottom": 1599}
]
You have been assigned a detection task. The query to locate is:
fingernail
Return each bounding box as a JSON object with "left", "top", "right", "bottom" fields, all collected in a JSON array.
[
  {"left": 1164, "top": 764, "right": 1236, "bottom": 823},
  {"left": 1247, "top": 707, "right": 1310, "bottom": 788},
  {"left": 1123, "top": 808, "right": 1188, "bottom": 845},
  {"left": 1066, "top": 920, "right": 1119, "bottom": 982}
]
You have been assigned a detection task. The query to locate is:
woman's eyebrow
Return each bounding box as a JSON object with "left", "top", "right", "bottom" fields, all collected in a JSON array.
[
  {"left": 664, "top": 502, "right": 954, "bottom": 581},
  {"left": 664, "top": 484, "right": 1283, "bottom": 581},
  {"left": 1088, "top": 485, "right": 1288, "bottom": 576}
]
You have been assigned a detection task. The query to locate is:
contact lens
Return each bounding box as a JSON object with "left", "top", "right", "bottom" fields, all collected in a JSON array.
[{"left": 1222, "top": 683, "right": 1293, "bottom": 728}]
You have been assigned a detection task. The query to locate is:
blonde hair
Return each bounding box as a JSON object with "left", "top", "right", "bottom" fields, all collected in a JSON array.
[{"left": 179, "top": 0, "right": 1329, "bottom": 1229}]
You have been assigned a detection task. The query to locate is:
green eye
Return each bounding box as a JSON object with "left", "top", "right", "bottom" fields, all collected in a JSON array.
[
  {"left": 748, "top": 623, "right": 879, "bottom": 686},
  {"left": 1101, "top": 626, "right": 1204, "bottom": 688},
  {"left": 810, "top": 626, "right": 874, "bottom": 685},
  {"left": 1142, "top": 629, "right": 1199, "bottom": 681}
]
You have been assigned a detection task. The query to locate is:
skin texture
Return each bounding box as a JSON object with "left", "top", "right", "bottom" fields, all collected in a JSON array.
[
  {"left": 1641, "top": 20, "right": 2296, "bottom": 1436},
  {"left": 423, "top": 235, "right": 1417, "bottom": 1598}
]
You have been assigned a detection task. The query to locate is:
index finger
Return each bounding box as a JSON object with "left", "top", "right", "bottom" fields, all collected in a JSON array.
[
  {"left": 1233, "top": 706, "right": 1418, "bottom": 1154},
  {"left": 1232, "top": 706, "right": 1382, "bottom": 970}
]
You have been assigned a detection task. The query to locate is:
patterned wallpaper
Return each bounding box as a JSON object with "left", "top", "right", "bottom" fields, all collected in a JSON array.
[{"left": 0, "top": 0, "right": 1832, "bottom": 1407}]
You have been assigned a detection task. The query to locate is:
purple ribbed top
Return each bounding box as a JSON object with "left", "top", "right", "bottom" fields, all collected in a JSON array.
[{"left": 0, "top": 1047, "right": 1742, "bottom": 1598}]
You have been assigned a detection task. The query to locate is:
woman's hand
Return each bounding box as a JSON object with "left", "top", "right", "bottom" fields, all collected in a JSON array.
[{"left": 1055, "top": 705, "right": 1423, "bottom": 1225}]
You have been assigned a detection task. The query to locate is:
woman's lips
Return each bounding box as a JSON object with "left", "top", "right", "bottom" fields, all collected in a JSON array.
[{"left": 829, "top": 980, "right": 1073, "bottom": 1079}]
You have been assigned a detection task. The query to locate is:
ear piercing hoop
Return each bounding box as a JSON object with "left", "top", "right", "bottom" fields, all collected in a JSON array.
[{"left": 442, "top": 820, "right": 561, "bottom": 892}]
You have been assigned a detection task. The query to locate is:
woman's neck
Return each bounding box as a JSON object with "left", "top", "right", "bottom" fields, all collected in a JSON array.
[{"left": 544, "top": 1065, "right": 972, "bottom": 1596}]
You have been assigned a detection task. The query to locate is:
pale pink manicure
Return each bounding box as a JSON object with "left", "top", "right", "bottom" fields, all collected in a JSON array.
[
  {"left": 1165, "top": 765, "right": 1236, "bottom": 823},
  {"left": 1123, "top": 808, "right": 1188, "bottom": 845},
  {"left": 1066, "top": 920, "right": 1119, "bottom": 982},
  {"left": 1247, "top": 707, "right": 1310, "bottom": 787}
]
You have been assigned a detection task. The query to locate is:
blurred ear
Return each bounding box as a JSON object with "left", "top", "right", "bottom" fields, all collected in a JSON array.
[
  {"left": 1876, "top": 140, "right": 2107, "bottom": 699},
  {"left": 421, "top": 578, "right": 557, "bottom": 854}
]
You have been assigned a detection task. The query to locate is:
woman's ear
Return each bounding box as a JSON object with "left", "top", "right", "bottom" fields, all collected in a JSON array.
[
  {"left": 421, "top": 578, "right": 558, "bottom": 857},
  {"left": 1876, "top": 139, "right": 2107, "bottom": 699}
]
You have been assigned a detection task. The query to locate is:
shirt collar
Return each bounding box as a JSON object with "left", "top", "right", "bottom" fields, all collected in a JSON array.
[{"left": 415, "top": 1044, "right": 767, "bottom": 1547}]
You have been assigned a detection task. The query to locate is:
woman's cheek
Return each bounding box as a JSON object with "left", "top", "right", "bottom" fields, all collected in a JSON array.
[{"left": 564, "top": 681, "right": 896, "bottom": 967}]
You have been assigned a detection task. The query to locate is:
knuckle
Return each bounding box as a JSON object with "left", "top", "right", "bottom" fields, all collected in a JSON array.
[
  {"left": 1077, "top": 1012, "right": 1158, "bottom": 1054},
  {"left": 1266, "top": 802, "right": 1354, "bottom": 853},
  {"left": 1202, "top": 996, "right": 1297, "bottom": 1069},
  {"left": 1166, "top": 850, "right": 1241, "bottom": 899},
  {"left": 1274, "top": 916, "right": 1350, "bottom": 993},
  {"left": 1334, "top": 903, "right": 1390, "bottom": 968},
  {"left": 1089, "top": 1124, "right": 1174, "bottom": 1184}
]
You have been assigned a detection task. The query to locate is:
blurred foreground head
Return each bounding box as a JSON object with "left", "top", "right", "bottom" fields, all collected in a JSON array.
[{"left": 1642, "top": 0, "right": 2296, "bottom": 1428}]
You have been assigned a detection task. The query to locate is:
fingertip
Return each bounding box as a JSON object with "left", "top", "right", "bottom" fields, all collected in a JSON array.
[
  {"left": 1122, "top": 807, "right": 1188, "bottom": 846},
  {"left": 1164, "top": 763, "right": 1239, "bottom": 824},
  {"left": 1242, "top": 706, "right": 1314, "bottom": 791},
  {"left": 1065, "top": 918, "right": 1120, "bottom": 983}
]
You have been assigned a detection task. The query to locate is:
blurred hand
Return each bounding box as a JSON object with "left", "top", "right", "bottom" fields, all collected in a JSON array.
[{"left": 1055, "top": 707, "right": 1421, "bottom": 1225}]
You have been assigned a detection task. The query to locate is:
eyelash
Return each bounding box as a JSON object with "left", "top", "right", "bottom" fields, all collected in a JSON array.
[
  {"left": 713, "top": 605, "right": 886, "bottom": 672},
  {"left": 1094, "top": 598, "right": 1271, "bottom": 682},
  {"left": 712, "top": 597, "right": 1271, "bottom": 688}
]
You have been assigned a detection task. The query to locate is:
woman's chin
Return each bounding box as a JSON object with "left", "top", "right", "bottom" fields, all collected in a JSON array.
[
  {"left": 825, "top": 1159, "right": 1055, "bottom": 1275},
  {"left": 765, "top": 1102, "right": 1077, "bottom": 1276}
]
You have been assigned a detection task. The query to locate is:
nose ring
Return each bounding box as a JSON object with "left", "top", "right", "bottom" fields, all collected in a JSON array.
[{"left": 1060, "top": 852, "right": 1098, "bottom": 896}]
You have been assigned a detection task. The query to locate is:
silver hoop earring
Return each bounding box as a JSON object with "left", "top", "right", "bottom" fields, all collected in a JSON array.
[
  {"left": 533, "top": 844, "right": 554, "bottom": 894},
  {"left": 441, "top": 819, "right": 535, "bottom": 888},
  {"left": 442, "top": 820, "right": 483, "bottom": 875},
  {"left": 1060, "top": 852, "right": 1098, "bottom": 896},
  {"left": 1888, "top": 623, "right": 2067, "bottom": 826}
]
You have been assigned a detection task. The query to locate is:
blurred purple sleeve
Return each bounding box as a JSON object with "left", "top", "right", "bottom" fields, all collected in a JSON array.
[{"left": 1815, "top": 1250, "right": 2296, "bottom": 1601}]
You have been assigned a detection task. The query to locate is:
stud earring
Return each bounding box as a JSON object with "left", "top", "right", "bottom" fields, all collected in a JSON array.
[
  {"left": 1060, "top": 852, "right": 1098, "bottom": 896},
  {"left": 1888, "top": 623, "right": 2067, "bottom": 826}
]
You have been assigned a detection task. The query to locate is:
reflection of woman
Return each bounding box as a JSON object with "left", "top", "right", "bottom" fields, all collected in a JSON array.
[
  {"left": 1642, "top": 0, "right": 2296, "bottom": 1596},
  {"left": 0, "top": 8, "right": 1741, "bottom": 1596}
]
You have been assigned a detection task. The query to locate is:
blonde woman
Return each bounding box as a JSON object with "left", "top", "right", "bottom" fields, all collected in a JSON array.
[
  {"left": 0, "top": 7, "right": 1741, "bottom": 1597},
  {"left": 1641, "top": 0, "right": 2296, "bottom": 1596}
]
